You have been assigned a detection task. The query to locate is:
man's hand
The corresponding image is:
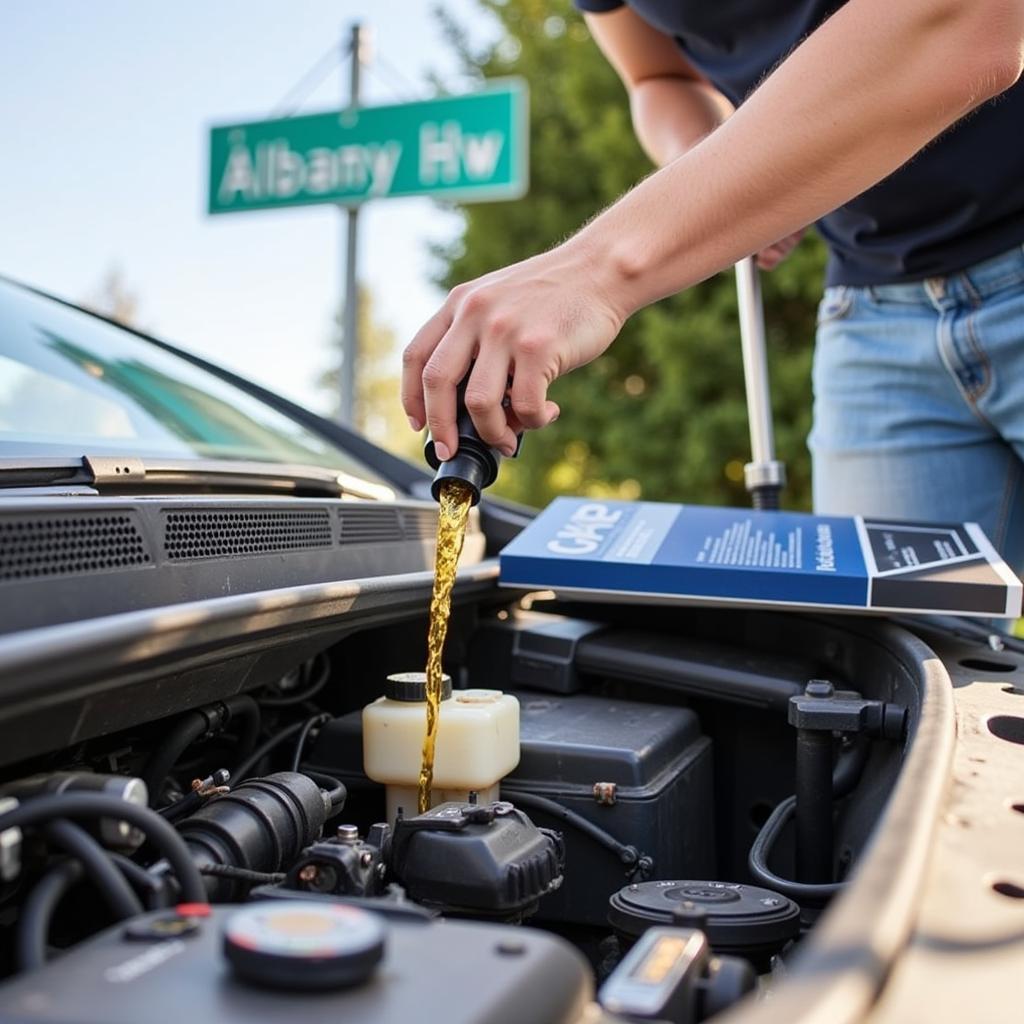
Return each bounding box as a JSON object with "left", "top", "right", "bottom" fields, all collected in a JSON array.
[
  {"left": 401, "top": 242, "right": 625, "bottom": 461},
  {"left": 756, "top": 228, "right": 805, "bottom": 271}
]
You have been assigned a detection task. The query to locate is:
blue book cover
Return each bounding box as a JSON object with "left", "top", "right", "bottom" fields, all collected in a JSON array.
[{"left": 499, "top": 499, "right": 1022, "bottom": 618}]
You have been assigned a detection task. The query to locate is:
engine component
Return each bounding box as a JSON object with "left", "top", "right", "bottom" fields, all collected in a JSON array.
[
  {"left": 504, "top": 692, "right": 715, "bottom": 926},
  {"left": 599, "top": 926, "right": 756, "bottom": 1023},
  {"left": 362, "top": 677, "right": 520, "bottom": 824},
  {"left": 142, "top": 696, "right": 260, "bottom": 802},
  {"left": 608, "top": 880, "right": 800, "bottom": 972},
  {"left": 176, "top": 772, "right": 330, "bottom": 900},
  {"left": 224, "top": 901, "right": 386, "bottom": 991},
  {"left": 1, "top": 772, "right": 149, "bottom": 851},
  {"left": 286, "top": 823, "right": 388, "bottom": 897},
  {"left": 309, "top": 690, "right": 714, "bottom": 926},
  {"left": 0, "top": 904, "right": 592, "bottom": 1024},
  {"left": 388, "top": 801, "right": 563, "bottom": 919},
  {"left": 468, "top": 611, "right": 607, "bottom": 694},
  {"left": 0, "top": 791, "right": 206, "bottom": 904}
]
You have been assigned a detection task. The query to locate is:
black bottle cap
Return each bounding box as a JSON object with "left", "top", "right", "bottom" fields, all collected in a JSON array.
[
  {"left": 608, "top": 880, "right": 799, "bottom": 970},
  {"left": 422, "top": 373, "right": 522, "bottom": 507},
  {"left": 385, "top": 672, "right": 452, "bottom": 702}
]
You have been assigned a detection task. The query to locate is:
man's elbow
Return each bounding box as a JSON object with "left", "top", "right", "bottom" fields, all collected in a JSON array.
[{"left": 943, "top": 0, "right": 1024, "bottom": 102}]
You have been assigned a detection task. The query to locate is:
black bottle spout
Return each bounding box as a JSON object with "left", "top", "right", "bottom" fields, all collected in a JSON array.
[{"left": 423, "top": 382, "right": 522, "bottom": 506}]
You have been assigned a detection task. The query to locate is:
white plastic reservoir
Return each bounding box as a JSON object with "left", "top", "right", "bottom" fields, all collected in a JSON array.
[{"left": 363, "top": 672, "right": 520, "bottom": 824}]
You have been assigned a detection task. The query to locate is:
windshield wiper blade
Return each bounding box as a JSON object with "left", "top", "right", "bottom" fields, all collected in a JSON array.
[{"left": 0, "top": 456, "right": 394, "bottom": 500}]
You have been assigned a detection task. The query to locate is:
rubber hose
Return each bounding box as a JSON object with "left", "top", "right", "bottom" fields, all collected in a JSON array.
[
  {"left": 42, "top": 819, "right": 142, "bottom": 919},
  {"left": 297, "top": 769, "right": 347, "bottom": 808},
  {"left": 501, "top": 789, "right": 645, "bottom": 868},
  {"left": 16, "top": 861, "right": 82, "bottom": 971},
  {"left": 289, "top": 715, "right": 328, "bottom": 772},
  {"left": 748, "top": 796, "right": 843, "bottom": 903},
  {"left": 232, "top": 719, "right": 311, "bottom": 782},
  {"left": 143, "top": 696, "right": 261, "bottom": 799},
  {"left": 109, "top": 853, "right": 167, "bottom": 908},
  {"left": 0, "top": 793, "right": 206, "bottom": 904}
]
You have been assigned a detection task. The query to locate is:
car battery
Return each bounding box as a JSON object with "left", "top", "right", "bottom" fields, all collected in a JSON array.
[
  {"left": 503, "top": 692, "right": 714, "bottom": 926},
  {"left": 308, "top": 691, "right": 714, "bottom": 928}
]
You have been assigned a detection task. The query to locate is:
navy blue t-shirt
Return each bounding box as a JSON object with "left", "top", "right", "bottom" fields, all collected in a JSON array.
[{"left": 575, "top": 0, "right": 1024, "bottom": 286}]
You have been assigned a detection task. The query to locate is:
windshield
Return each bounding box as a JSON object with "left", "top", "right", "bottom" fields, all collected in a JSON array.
[{"left": 0, "top": 279, "right": 387, "bottom": 484}]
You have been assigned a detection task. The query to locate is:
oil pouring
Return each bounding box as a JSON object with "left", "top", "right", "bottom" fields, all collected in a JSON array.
[
  {"left": 361, "top": 387, "right": 522, "bottom": 821},
  {"left": 418, "top": 478, "right": 474, "bottom": 811}
]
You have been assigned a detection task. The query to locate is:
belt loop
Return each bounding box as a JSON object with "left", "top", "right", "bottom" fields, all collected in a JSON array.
[
  {"left": 924, "top": 276, "right": 946, "bottom": 307},
  {"left": 960, "top": 271, "right": 982, "bottom": 307}
]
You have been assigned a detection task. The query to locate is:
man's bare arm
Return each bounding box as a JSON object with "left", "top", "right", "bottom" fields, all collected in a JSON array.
[
  {"left": 585, "top": 7, "right": 733, "bottom": 165},
  {"left": 402, "top": 0, "right": 1024, "bottom": 458}
]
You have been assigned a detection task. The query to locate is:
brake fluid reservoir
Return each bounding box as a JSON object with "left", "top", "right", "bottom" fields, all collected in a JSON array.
[{"left": 363, "top": 673, "right": 519, "bottom": 823}]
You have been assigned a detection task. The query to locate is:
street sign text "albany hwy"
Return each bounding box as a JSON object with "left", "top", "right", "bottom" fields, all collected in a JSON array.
[{"left": 208, "top": 79, "right": 528, "bottom": 214}]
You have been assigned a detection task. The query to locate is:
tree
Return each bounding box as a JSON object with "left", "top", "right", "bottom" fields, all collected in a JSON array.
[
  {"left": 83, "top": 266, "right": 142, "bottom": 328},
  {"left": 436, "top": 0, "right": 825, "bottom": 510},
  {"left": 319, "top": 285, "right": 421, "bottom": 460}
]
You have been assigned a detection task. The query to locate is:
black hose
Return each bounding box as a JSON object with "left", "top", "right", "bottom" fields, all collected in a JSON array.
[
  {"left": 748, "top": 796, "right": 843, "bottom": 903},
  {"left": 290, "top": 715, "right": 329, "bottom": 772},
  {"left": 232, "top": 718, "right": 316, "bottom": 782},
  {"left": 298, "top": 769, "right": 347, "bottom": 809},
  {"left": 143, "top": 696, "right": 261, "bottom": 801},
  {"left": 0, "top": 794, "right": 206, "bottom": 904},
  {"left": 16, "top": 861, "right": 81, "bottom": 971},
  {"left": 501, "top": 789, "right": 653, "bottom": 876},
  {"left": 258, "top": 656, "right": 331, "bottom": 707},
  {"left": 42, "top": 820, "right": 142, "bottom": 919},
  {"left": 109, "top": 853, "right": 167, "bottom": 909}
]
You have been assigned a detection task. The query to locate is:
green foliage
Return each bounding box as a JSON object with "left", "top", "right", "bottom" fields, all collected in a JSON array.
[{"left": 437, "top": 0, "right": 824, "bottom": 509}]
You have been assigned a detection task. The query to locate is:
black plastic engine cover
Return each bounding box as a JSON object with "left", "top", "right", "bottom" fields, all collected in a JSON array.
[
  {"left": 0, "top": 904, "right": 591, "bottom": 1024},
  {"left": 389, "top": 801, "right": 564, "bottom": 917}
]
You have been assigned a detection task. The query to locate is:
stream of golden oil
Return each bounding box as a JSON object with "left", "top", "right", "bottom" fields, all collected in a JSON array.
[{"left": 417, "top": 478, "right": 474, "bottom": 813}]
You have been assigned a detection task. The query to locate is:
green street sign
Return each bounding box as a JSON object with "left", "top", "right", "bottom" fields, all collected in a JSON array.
[{"left": 208, "top": 79, "right": 528, "bottom": 214}]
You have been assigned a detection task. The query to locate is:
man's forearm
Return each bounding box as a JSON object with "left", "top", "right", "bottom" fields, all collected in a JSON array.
[
  {"left": 630, "top": 77, "right": 733, "bottom": 167},
  {"left": 576, "top": 0, "right": 1024, "bottom": 317}
]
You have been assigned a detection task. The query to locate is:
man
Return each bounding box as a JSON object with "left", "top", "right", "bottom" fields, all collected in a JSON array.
[{"left": 402, "top": 0, "right": 1024, "bottom": 574}]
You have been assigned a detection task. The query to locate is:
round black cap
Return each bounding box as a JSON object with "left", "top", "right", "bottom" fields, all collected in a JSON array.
[
  {"left": 385, "top": 672, "right": 452, "bottom": 702},
  {"left": 608, "top": 880, "right": 799, "bottom": 969},
  {"left": 224, "top": 901, "right": 386, "bottom": 991}
]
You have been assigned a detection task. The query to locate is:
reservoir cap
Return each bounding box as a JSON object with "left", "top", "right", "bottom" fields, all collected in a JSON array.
[
  {"left": 385, "top": 671, "right": 452, "bottom": 702},
  {"left": 223, "top": 901, "right": 386, "bottom": 991},
  {"left": 609, "top": 880, "right": 798, "bottom": 970}
]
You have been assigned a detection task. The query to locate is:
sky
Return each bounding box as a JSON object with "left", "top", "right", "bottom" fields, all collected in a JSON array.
[{"left": 0, "top": 1, "right": 495, "bottom": 417}]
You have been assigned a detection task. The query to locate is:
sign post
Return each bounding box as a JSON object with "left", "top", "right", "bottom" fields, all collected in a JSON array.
[
  {"left": 208, "top": 74, "right": 528, "bottom": 424},
  {"left": 341, "top": 23, "right": 363, "bottom": 426}
]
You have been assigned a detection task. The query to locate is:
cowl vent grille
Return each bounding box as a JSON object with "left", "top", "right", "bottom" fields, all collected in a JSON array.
[
  {"left": 0, "top": 513, "right": 150, "bottom": 581},
  {"left": 338, "top": 507, "right": 404, "bottom": 545},
  {"left": 401, "top": 507, "right": 439, "bottom": 541},
  {"left": 164, "top": 509, "right": 332, "bottom": 561}
]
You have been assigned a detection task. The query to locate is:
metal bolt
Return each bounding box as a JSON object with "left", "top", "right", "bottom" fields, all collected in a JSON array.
[
  {"left": 805, "top": 679, "right": 835, "bottom": 699},
  {"left": 298, "top": 864, "right": 319, "bottom": 884},
  {"left": 336, "top": 824, "right": 359, "bottom": 844},
  {"left": 359, "top": 851, "right": 374, "bottom": 868},
  {"left": 593, "top": 781, "right": 618, "bottom": 806}
]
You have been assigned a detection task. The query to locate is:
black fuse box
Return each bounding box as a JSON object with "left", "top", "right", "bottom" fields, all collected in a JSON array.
[{"left": 503, "top": 693, "right": 715, "bottom": 926}]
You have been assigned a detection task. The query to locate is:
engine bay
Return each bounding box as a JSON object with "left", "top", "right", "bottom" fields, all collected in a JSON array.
[{"left": 0, "top": 582, "right": 927, "bottom": 1024}]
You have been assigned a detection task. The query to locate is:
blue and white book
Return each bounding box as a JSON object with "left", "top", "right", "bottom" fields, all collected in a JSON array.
[{"left": 499, "top": 499, "right": 1022, "bottom": 618}]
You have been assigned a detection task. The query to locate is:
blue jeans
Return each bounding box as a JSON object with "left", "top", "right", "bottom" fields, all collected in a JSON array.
[{"left": 810, "top": 243, "right": 1024, "bottom": 584}]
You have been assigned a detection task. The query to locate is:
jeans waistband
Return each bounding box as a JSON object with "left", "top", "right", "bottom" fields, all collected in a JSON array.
[{"left": 859, "top": 243, "right": 1024, "bottom": 306}]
